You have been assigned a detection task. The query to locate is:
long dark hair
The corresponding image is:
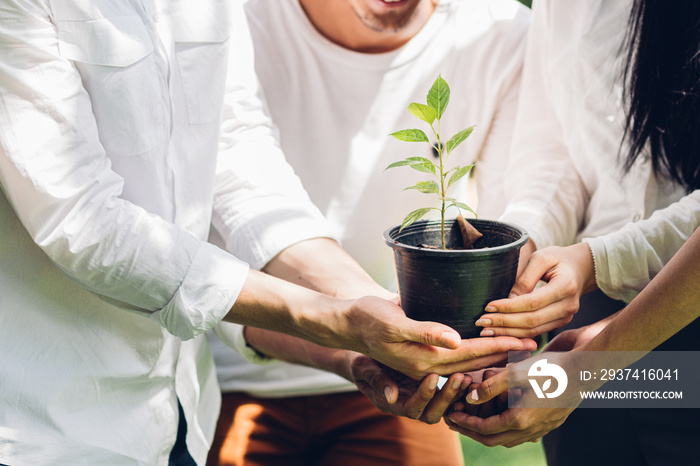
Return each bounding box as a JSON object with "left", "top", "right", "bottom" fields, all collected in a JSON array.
[{"left": 622, "top": 0, "right": 700, "bottom": 192}]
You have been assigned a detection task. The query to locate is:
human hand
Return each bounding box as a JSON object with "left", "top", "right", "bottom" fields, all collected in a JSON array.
[
  {"left": 445, "top": 369, "right": 509, "bottom": 422},
  {"left": 475, "top": 242, "right": 597, "bottom": 338},
  {"left": 348, "top": 353, "right": 472, "bottom": 424},
  {"left": 543, "top": 317, "right": 610, "bottom": 352},
  {"left": 332, "top": 296, "right": 538, "bottom": 379},
  {"left": 445, "top": 361, "right": 576, "bottom": 447}
]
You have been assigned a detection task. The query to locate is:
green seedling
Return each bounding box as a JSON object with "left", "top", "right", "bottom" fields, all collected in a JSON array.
[{"left": 386, "top": 74, "right": 477, "bottom": 249}]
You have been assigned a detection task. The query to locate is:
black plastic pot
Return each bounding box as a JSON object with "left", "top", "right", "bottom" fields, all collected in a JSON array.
[{"left": 383, "top": 219, "right": 528, "bottom": 339}]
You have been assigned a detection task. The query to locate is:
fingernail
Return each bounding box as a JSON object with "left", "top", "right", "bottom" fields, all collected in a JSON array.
[
  {"left": 485, "top": 306, "right": 497, "bottom": 313},
  {"left": 508, "top": 292, "right": 517, "bottom": 299},
  {"left": 468, "top": 389, "right": 479, "bottom": 403},
  {"left": 384, "top": 386, "right": 392, "bottom": 402},
  {"left": 481, "top": 329, "right": 495, "bottom": 336},
  {"left": 475, "top": 318, "right": 492, "bottom": 326},
  {"left": 452, "top": 376, "right": 462, "bottom": 390},
  {"left": 428, "top": 377, "right": 438, "bottom": 391}
]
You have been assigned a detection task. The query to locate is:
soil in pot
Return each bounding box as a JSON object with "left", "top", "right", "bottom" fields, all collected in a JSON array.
[{"left": 384, "top": 218, "right": 528, "bottom": 339}]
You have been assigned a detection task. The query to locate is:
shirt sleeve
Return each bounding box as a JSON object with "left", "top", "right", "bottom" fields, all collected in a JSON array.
[
  {"left": 211, "top": 322, "right": 278, "bottom": 365},
  {"left": 210, "top": 7, "right": 336, "bottom": 271},
  {"left": 0, "top": 0, "right": 246, "bottom": 340},
  {"left": 498, "top": 0, "right": 588, "bottom": 248},
  {"left": 584, "top": 190, "right": 700, "bottom": 302},
  {"left": 472, "top": 3, "right": 530, "bottom": 219}
]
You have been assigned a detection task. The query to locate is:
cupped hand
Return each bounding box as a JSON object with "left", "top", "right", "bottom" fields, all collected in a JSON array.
[
  {"left": 475, "top": 242, "right": 597, "bottom": 338},
  {"left": 348, "top": 353, "right": 472, "bottom": 424},
  {"left": 447, "top": 398, "right": 574, "bottom": 447},
  {"left": 445, "top": 352, "right": 582, "bottom": 447},
  {"left": 338, "top": 296, "right": 538, "bottom": 379},
  {"left": 445, "top": 367, "right": 574, "bottom": 447}
]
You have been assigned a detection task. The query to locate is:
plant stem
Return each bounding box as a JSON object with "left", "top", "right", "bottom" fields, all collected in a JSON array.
[{"left": 436, "top": 120, "right": 446, "bottom": 250}]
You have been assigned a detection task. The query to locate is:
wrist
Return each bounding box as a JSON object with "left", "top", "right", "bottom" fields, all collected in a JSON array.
[
  {"left": 572, "top": 242, "right": 597, "bottom": 294},
  {"left": 289, "top": 293, "right": 359, "bottom": 351}
]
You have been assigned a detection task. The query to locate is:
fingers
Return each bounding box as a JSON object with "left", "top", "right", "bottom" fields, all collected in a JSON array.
[
  {"left": 400, "top": 374, "right": 440, "bottom": 419},
  {"left": 402, "top": 321, "right": 461, "bottom": 350},
  {"left": 485, "top": 274, "right": 578, "bottom": 315},
  {"left": 466, "top": 369, "right": 509, "bottom": 405},
  {"left": 447, "top": 410, "right": 513, "bottom": 436},
  {"left": 422, "top": 337, "right": 536, "bottom": 375},
  {"left": 509, "top": 249, "right": 556, "bottom": 298},
  {"left": 503, "top": 433, "right": 544, "bottom": 448},
  {"left": 479, "top": 316, "right": 573, "bottom": 338},
  {"left": 459, "top": 335, "right": 537, "bottom": 356},
  {"left": 420, "top": 373, "right": 472, "bottom": 424},
  {"left": 350, "top": 355, "right": 401, "bottom": 404},
  {"left": 477, "top": 272, "right": 580, "bottom": 338}
]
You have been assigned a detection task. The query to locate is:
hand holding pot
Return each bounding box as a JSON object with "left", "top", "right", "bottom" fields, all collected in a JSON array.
[
  {"left": 474, "top": 242, "right": 597, "bottom": 338},
  {"left": 331, "top": 296, "right": 538, "bottom": 380}
]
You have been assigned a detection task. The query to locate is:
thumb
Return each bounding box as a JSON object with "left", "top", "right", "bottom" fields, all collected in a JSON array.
[
  {"left": 465, "top": 370, "right": 509, "bottom": 405},
  {"left": 508, "top": 252, "right": 552, "bottom": 298},
  {"left": 404, "top": 320, "right": 461, "bottom": 350}
]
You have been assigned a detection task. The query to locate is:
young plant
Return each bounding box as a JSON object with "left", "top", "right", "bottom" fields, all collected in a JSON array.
[{"left": 386, "top": 74, "right": 477, "bottom": 250}]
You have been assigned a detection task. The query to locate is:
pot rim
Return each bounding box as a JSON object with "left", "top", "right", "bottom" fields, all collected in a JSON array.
[{"left": 383, "top": 218, "right": 529, "bottom": 257}]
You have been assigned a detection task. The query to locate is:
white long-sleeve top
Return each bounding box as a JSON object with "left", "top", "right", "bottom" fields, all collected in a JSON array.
[
  {"left": 0, "top": 0, "right": 331, "bottom": 464},
  {"left": 500, "top": 0, "right": 700, "bottom": 303},
  {"left": 209, "top": 0, "right": 530, "bottom": 397}
]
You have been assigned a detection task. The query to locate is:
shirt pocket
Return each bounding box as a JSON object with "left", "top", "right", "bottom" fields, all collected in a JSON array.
[
  {"left": 171, "top": 0, "right": 231, "bottom": 125},
  {"left": 56, "top": 16, "right": 167, "bottom": 156}
]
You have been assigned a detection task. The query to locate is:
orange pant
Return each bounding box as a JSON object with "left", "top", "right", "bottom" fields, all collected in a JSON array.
[{"left": 207, "top": 391, "right": 463, "bottom": 466}]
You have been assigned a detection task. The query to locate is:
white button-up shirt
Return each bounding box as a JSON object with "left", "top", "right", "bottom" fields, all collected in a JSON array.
[
  {"left": 500, "top": 0, "right": 700, "bottom": 302},
  {"left": 0, "top": 0, "right": 331, "bottom": 464}
]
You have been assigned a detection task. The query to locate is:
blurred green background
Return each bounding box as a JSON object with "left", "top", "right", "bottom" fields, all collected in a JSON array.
[{"left": 461, "top": 436, "right": 546, "bottom": 466}]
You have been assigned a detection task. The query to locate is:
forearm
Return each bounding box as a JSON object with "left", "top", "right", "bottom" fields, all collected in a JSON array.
[
  {"left": 243, "top": 326, "right": 355, "bottom": 381},
  {"left": 221, "top": 268, "right": 356, "bottom": 351},
  {"left": 262, "top": 237, "right": 394, "bottom": 300},
  {"left": 235, "top": 238, "right": 391, "bottom": 375},
  {"left": 218, "top": 238, "right": 403, "bottom": 379}
]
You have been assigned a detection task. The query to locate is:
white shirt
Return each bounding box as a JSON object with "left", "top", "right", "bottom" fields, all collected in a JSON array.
[
  {"left": 500, "top": 0, "right": 700, "bottom": 302},
  {"left": 208, "top": 0, "right": 530, "bottom": 397},
  {"left": 0, "top": 0, "right": 330, "bottom": 464}
]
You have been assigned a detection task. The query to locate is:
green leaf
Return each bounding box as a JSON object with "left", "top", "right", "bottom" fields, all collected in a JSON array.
[
  {"left": 400, "top": 207, "right": 437, "bottom": 231},
  {"left": 384, "top": 159, "right": 414, "bottom": 170},
  {"left": 384, "top": 157, "right": 436, "bottom": 174},
  {"left": 403, "top": 181, "right": 440, "bottom": 194},
  {"left": 445, "top": 125, "right": 476, "bottom": 155},
  {"left": 407, "top": 103, "right": 437, "bottom": 125},
  {"left": 390, "top": 129, "right": 430, "bottom": 143},
  {"left": 447, "top": 164, "right": 475, "bottom": 187},
  {"left": 404, "top": 156, "right": 435, "bottom": 164},
  {"left": 427, "top": 75, "right": 450, "bottom": 119},
  {"left": 410, "top": 163, "right": 436, "bottom": 175},
  {"left": 450, "top": 201, "right": 478, "bottom": 218}
]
